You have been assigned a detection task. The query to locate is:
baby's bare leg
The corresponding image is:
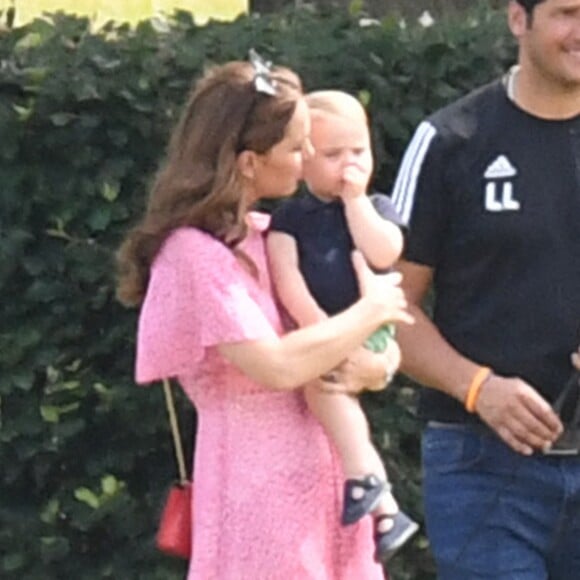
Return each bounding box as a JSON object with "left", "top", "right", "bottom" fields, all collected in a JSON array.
[
  {"left": 305, "top": 381, "right": 401, "bottom": 531},
  {"left": 305, "top": 382, "right": 385, "bottom": 478}
]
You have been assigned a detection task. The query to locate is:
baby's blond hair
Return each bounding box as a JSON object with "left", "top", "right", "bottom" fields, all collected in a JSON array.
[{"left": 305, "top": 90, "right": 368, "bottom": 124}]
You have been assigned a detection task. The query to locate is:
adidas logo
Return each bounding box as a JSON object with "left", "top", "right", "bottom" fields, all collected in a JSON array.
[
  {"left": 484, "top": 155, "right": 517, "bottom": 179},
  {"left": 483, "top": 154, "right": 520, "bottom": 212}
]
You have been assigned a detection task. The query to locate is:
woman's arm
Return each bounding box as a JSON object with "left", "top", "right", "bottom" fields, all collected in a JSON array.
[
  {"left": 266, "top": 231, "right": 327, "bottom": 327},
  {"left": 267, "top": 231, "right": 396, "bottom": 393},
  {"left": 219, "top": 253, "right": 412, "bottom": 390}
]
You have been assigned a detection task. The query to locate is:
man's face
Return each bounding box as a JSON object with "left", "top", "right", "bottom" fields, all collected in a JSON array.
[{"left": 510, "top": 0, "right": 580, "bottom": 90}]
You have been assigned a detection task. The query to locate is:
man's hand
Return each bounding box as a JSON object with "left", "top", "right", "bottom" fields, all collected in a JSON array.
[{"left": 475, "top": 374, "right": 563, "bottom": 455}]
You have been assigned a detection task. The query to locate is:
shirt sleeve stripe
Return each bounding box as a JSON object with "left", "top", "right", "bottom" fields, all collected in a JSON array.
[{"left": 391, "top": 121, "right": 437, "bottom": 225}]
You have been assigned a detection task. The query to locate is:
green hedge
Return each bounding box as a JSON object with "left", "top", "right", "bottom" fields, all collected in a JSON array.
[{"left": 0, "top": 5, "right": 515, "bottom": 579}]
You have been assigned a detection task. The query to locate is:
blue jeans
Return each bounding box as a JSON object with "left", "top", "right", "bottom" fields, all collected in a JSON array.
[{"left": 422, "top": 422, "right": 580, "bottom": 579}]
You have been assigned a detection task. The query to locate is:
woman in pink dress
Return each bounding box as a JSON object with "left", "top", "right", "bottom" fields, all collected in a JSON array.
[{"left": 116, "top": 56, "right": 412, "bottom": 580}]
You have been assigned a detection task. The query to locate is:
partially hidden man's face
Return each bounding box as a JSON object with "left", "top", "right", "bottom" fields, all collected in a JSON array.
[{"left": 511, "top": 0, "right": 580, "bottom": 89}]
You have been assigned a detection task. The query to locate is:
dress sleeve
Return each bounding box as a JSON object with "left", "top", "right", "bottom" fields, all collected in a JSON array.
[
  {"left": 135, "top": 228, "right": 278, "bottom": 384},
  {"left": 390, "top": 120, "right": 450, "bottom": 267}
]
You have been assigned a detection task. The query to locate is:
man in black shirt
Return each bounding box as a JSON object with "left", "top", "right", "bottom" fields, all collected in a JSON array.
[{"left": 393, "top": 1, "right": 580, "bottom": 578}]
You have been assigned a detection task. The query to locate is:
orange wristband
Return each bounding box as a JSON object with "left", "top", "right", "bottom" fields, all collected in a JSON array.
[{"left": 464, "top": 366, "right": 492, "bottom": 413}]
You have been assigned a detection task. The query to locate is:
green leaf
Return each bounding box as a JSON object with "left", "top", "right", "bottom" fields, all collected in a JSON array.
[
  {"left": 40, "top": 499, "right": 60, "bottom": 524},
  {"left": 13, "top": 105, "right": 33, "bottom": 122},
  {"left": 40, "top": 536, "right": 70, "bottom": 562},
  {"left": 40, "top": 405, "right": 60, "bottom": 423},
  {"left": 15, "top": 32, "right": 43, "bottom": 50},
  {"left": 61, "top": 380, "right": 81, "bottom": 392},
  {"left": 349, "top": 0, "right": 365, "bottom": 17},
  {"left": 65, "top": 359, "right": 83, "bottom": 372},
  {"left": 40, "top": 402, "right": 80, "bottom": 423},
  {"left": 24, "top": 66, "right": 48, "bottom": 84},
  {"left": 50, "top": 113, "right": 77, "bottom": 127},
  {"left": 358, "top": 89, "right": 371, "bottom": 107},
  {"left": 101, "top": 474, "right": 120, "bottom": 495},
  {"left": 45, "top": 380, "right": 81, "bottom": 394},
  {"left": 74, "top": 487, "right": 100, "bottom": 509},
  {"left": 2, "top": 553, "right": 25, "bottom": 572},
  {"left": 88, "top": 206, "right": 112, "bottom": 231},
  {"left": 101, "top": 181, "right": 120, "bottom": 202},
  {"left": 12, "top": 370, "right": 36, "bottom": 391}
]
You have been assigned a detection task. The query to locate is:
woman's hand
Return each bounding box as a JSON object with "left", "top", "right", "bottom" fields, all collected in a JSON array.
[
  {"left": 352, "top": 251, "right": 414, "bottom": 326},
  {"left": 318, "top": 339, "right": 402, "bottom": 395},
  {"left": 318, "top": 346, "right": 389, "bottom": 394},
  {"left": 315, "top": 252, "right": 411, "bottom": 395}
]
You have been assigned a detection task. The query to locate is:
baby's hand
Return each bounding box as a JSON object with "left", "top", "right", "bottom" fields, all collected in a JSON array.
[{"left": 338, "top": 164, "right": 370, "bottom": 200}]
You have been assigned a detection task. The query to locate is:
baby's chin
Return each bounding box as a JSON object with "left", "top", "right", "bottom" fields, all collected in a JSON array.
[{"left": 309, "top": 189, "right": 339, "bottom": 202}]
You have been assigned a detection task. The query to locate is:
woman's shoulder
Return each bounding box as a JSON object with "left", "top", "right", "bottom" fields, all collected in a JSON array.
[
  {"left": 160, "top": 217, "right": 270, "bottom": 254},
  {"left": 163, "top": 226, "right": 216, "bottom": 248},
  {"left": 158, "top": 227, "right": 232, "bottom": 265}
]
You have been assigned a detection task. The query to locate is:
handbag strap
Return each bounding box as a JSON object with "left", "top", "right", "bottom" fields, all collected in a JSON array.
[{"left": 162, "top": 378, "right": 188, "bottom": 485}]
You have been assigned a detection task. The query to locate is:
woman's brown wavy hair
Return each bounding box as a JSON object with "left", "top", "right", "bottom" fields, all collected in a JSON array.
[{"left": 116, "top": 60, "right": 302, "bottom": 306}]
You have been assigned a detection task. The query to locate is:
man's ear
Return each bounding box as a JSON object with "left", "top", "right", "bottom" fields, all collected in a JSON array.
[
  {"left": 236, "top": 150, "right": 259, "bottom": 181},
  {"left": 508, "top": 0, "right": 528, "bottom": 38}
]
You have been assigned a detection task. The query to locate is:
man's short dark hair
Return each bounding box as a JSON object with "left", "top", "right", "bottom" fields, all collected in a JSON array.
[{"left": 515, "top": 0, "right": 546, "bottom": 14}]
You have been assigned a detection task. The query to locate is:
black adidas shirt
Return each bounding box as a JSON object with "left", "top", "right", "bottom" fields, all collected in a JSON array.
[{"left": 391, "top": 79, "right": 580, "bottom": 423}]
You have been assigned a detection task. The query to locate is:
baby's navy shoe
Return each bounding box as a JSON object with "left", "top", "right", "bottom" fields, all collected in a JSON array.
[
  {"left": 341, "top": 474, "right": 386, "bottom": 526},
  {"left": 374, "top": 511, "right": 419, "bottom": 562}
]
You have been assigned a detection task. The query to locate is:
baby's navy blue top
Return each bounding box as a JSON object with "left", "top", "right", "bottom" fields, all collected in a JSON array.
[{"left": 269, "top": 190, "right": 403, "bottom": 315}]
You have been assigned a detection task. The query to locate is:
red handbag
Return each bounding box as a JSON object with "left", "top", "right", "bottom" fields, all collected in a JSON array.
[{"left": 156, "top": 379, "right": 193, "bottom": 559}]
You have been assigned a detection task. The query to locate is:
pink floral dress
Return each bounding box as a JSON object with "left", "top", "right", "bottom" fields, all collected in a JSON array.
[{"left": 136, "top": 212, "right": 385, "bottom": 580}]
